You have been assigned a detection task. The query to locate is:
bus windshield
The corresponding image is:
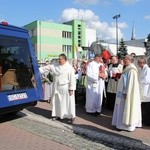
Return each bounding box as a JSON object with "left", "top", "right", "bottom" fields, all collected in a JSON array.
[{"left": 0, "top": 35, "right": 35, "bottom": 91}]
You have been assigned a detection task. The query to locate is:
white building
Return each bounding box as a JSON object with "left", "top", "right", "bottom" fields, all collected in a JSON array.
[{"left": 100, "top": 39, "right": 146, "bottom": 56}]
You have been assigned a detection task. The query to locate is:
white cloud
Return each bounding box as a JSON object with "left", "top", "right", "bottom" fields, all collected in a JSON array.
[
  {"left": 74, "top": 0, "right": 99, "bottom": 5},
  {"left": 74, "top": 0, "right": 111, "bottom": 5},
  {"left": 61, "top": 8, "right": 124, "bottom": 42},
  {"left": 112, "top": 22, "right": 128, "bottom": 29},
  {"left": 120, "top": 0, "right": 140, "bottom": 5},
  {"left": 144, "top": 15, "right": 150, "bottom": 20}
]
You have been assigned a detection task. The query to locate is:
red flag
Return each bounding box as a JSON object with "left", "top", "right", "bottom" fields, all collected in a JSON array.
[{"left": 101, "top": 49, "right": 111, "bottom": 61}]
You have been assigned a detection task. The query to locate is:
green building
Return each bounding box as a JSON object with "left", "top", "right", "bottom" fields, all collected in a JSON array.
[{"left": 24, "top": 20, "right": 87, "bottom": 62}]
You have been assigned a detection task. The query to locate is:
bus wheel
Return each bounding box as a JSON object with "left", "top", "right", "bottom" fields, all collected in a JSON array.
[{"left": 8, "top": 111, "right": 19, "bottom": 116}]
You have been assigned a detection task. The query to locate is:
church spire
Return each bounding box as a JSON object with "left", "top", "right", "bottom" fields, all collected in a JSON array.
[{"left": 131, "top": 21, "right": 136, "bottom": 40}]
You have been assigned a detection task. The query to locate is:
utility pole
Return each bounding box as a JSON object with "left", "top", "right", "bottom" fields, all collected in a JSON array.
[{"left": 113, "top": 14, "right": 121, "bottom": 55}]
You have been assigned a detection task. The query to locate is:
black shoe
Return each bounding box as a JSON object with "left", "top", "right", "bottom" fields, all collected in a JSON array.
[
  {"left": 96, "top": 112, "right": 101, "bottom": 115},
  {"left": 52, "top": 117, "right": 56, "bottom": 121},
  {"left": 116, "top": 128, "right": 122, "bottom": 131},
  {"left": 52, "top": 117, "right": 60, "bottom": 121},
  {"left": 86, "top": 112, "right": 98, "bottom": 116},
  {"left": 67, "top": 118, "right": 75, "bottom": 124}
]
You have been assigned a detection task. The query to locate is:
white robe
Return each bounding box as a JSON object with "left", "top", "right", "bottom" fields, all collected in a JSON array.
[
  {"left": 85, "top": 61, "right": 106, "bottom": 113},
  {"left": 39, "top": 62, "right": 76, "bottom": 119},
  {"left": 139, "top": 64, "right": 150, "bottom": 102},
  {"left": 112, "top": 63, "right": 142, "bottom": 131},
  {"left": 41, "top": 72, "right": 52, "bottom": 100},
  {"left": 107, "top": 63, "right": 123, "bottom": 93}
]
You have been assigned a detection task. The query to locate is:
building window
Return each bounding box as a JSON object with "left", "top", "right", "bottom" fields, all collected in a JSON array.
[
  {"left": 62, "top": 31, "right": 72, "bottom": 38},
  {"left": 62, "top": 31, "right": 65, "bottom": 38},
  {"left": 67, "top": 32, "right": 72, "bottom": 38},
  {"left": 29, "top": 29, "right": 36, "bottom": 37},
  {"left": 78, "top": 38, "right": 82, "bottom": 47},
  {"left": 78, "top": 31, "right": 81, "bottom": 35},
  {"left": 62, "top": 45, "right": 72, "bottom": 53},
  {"left": 68, "top": 45, "right": 72, "bottom": 53},
  {"left": 78, "top": 29, "right": 81, "bottom": 47}
]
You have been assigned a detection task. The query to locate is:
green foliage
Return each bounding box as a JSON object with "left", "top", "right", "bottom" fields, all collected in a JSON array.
[
  {"left": 42, "top": 72, "right": 53, "bottom": 84},
  {"left": 117, "top": 38, "right": 128, "bottom": 59},
  {"left": 147, "top": 33, "right": 150, "bottom": 42},
  {"left": 47, "top": 72, "right": 53, "bottom": 82}
]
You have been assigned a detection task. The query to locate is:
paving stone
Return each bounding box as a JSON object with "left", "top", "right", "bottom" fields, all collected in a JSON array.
[{"left": 7, "top": 109, "right": 150, "bottom": 150}]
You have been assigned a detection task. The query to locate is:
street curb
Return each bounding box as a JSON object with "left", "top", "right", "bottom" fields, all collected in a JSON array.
[{"left": 18, "top": 110, "right": 73, "bottom": 131}]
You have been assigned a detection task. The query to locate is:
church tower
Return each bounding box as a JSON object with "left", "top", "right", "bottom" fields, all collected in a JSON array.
[{"left": 131, "top": 21, "right": 136, "bottom": 40}]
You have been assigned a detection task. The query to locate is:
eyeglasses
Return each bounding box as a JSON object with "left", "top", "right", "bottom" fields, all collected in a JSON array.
[
  {"left": 138, "top": 61, "right": 144, "bottom": 64},
  {"left": 59, "top": 58, "right": 65, "bottom": 61},
  {"left": 124, "top": 58, "right": 129, "bottom": 60}
]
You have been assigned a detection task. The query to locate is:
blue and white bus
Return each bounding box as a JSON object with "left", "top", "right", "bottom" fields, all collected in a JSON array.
[{"left": 0, "top": 22, "right": 43, "bottom": 115}]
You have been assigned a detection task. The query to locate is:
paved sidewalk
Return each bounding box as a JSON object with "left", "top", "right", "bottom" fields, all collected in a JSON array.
[
  {"left": 9, "top": 116, "right": 114, "bottom": 150},
  {"left": 0, "top": 122, "right": 73, "bottom": 150},
  {"left": 18, "top": 101, "right": 150, "bottom": 150}
]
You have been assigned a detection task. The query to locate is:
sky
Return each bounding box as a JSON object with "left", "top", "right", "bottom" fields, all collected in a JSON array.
[{"left": 0, "top": 0, "right": 150, "bottom": 42}]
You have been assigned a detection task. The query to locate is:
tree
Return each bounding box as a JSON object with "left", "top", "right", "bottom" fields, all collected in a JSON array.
[
  {"left": 117, "top": 38, "right": 128, "bottom": 59},
  {"left": 147, "top": 33, "right": 150, "bottom": 42}
]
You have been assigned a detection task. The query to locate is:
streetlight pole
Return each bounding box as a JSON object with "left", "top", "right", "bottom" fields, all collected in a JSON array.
[{"left": 113, "top": 14, "right": 121, "bottom": 55}]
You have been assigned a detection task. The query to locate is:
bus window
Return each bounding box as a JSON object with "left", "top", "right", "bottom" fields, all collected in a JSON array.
[{"left": 0, "top": 35, "right": 35, "bottom": 91}]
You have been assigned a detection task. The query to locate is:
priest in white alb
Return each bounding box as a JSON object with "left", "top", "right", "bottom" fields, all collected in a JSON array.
[
  {"left": 137, "top": 57, "right": 150, "bottom": 126},
  {"left": 85, "top": 54, "right": 108, "bottom": 116},
  {"left": 112, "top": 55, "right": 142, "bottom": 132},
  {"left": 39, "top": 54, "right": 76, "bottom": 123}
]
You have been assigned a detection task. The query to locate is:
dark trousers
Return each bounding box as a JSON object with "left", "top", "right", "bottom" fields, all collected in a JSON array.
[
  {"left": 106, "top": 92, "right": 116, "bottom": 111},
  {"left": 141, "top": 102, "right": 150, "bottom": 126}
]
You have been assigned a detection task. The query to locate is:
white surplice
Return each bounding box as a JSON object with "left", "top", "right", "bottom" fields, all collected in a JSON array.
[
  {"left": 85, "top": 61, "right": 106, "bottom": 113},
  {"left": 139, "top": 64, "right": 150, "bottom": 125},
  {"left": 139, "top": 64, "right": 150, "bottom": 102},
  {"left": 112, "top": 63, "right": 142, "bottom": 131},
  {"left": 107, "top": 63, "right": 123, "bottom": 93},
  {"left": 39, "top": 61, "right": 76, "bottom": 119}
]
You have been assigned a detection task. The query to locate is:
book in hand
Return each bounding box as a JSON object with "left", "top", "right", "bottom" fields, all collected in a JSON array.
[{"left": 115, "top": 73, "right": 122, "bottom": 79}]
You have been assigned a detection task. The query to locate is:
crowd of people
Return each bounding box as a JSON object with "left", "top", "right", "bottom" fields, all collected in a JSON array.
[{"left": 39, "top": 53, "right": 150, "bottom": 131}]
